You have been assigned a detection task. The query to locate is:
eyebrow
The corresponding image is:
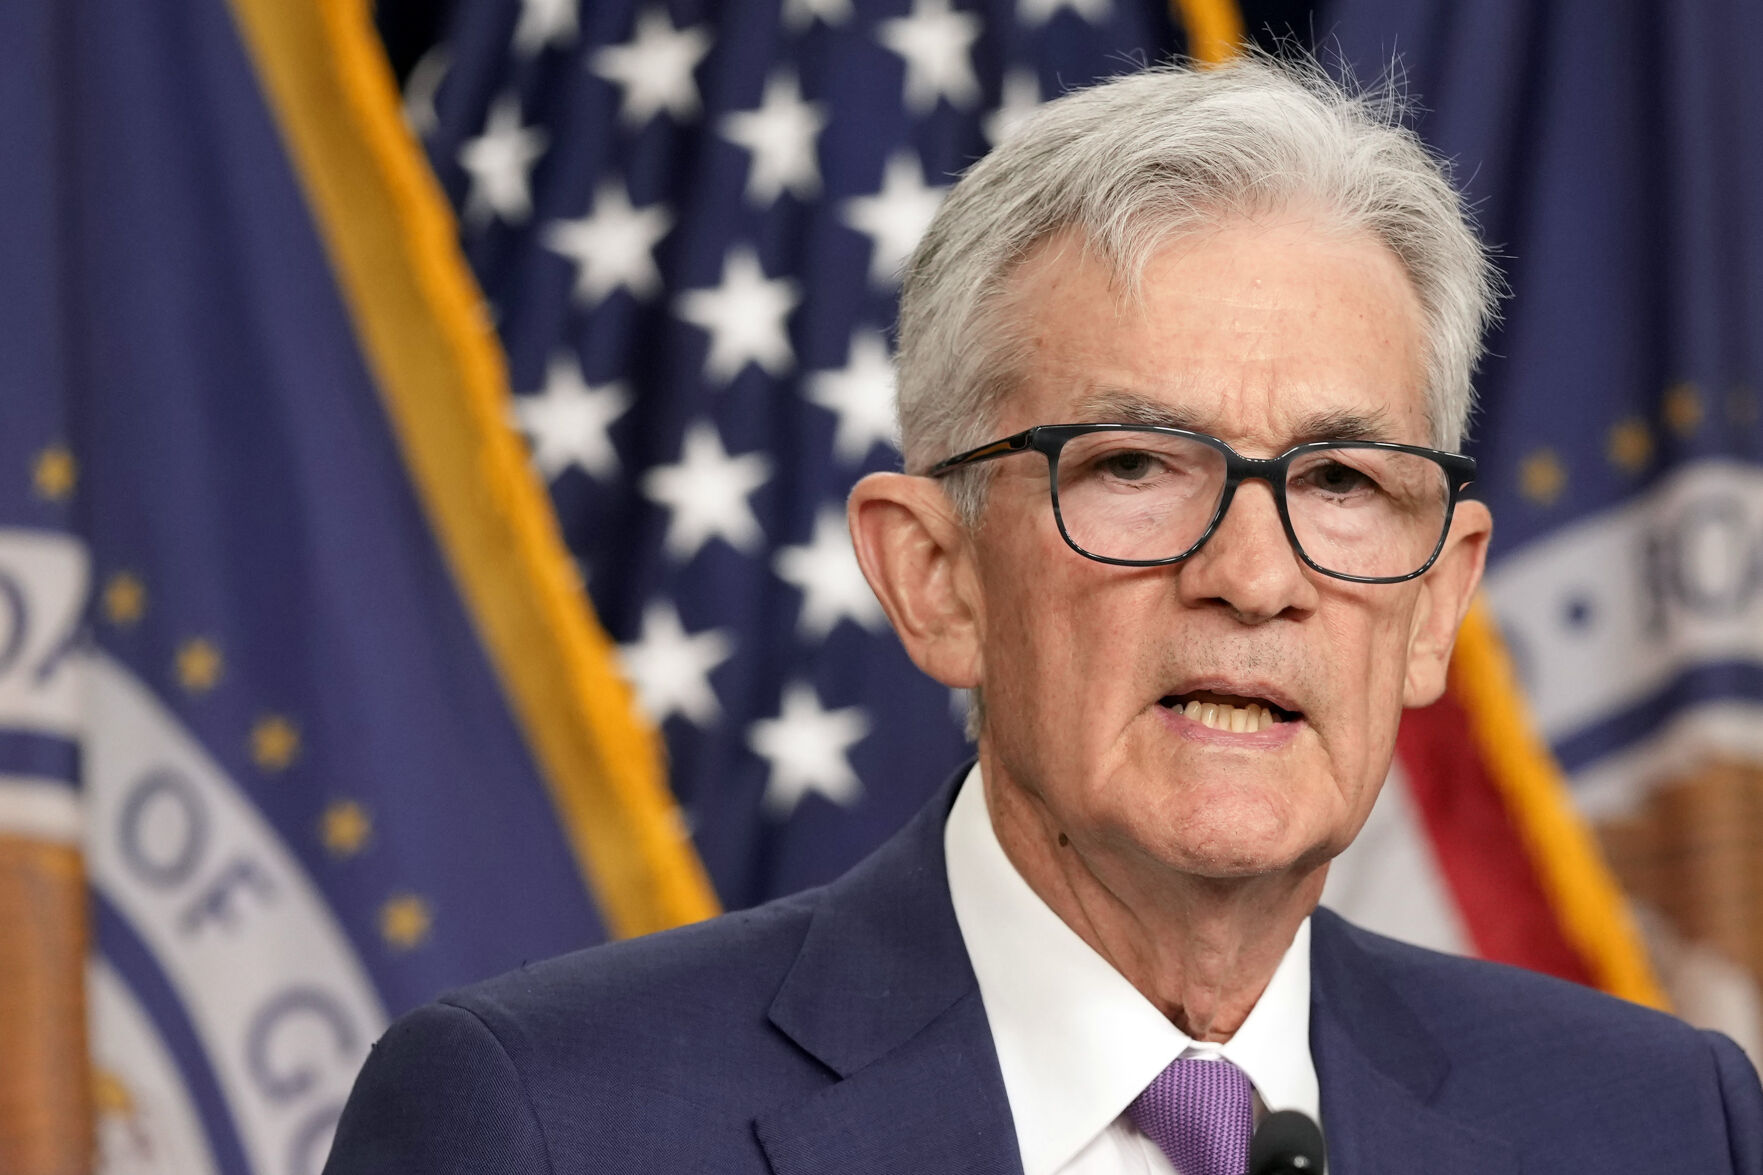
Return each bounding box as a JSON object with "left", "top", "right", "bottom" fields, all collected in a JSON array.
[
  {"left": 1067, "top": 388, "right": 1403, "bottom": 445},
  {"left": 1286, "top": 408, "right": 1400, "bottom": 444},
  {"left": 1068, "top": 389, "right": 1205, "bottom": 430}
]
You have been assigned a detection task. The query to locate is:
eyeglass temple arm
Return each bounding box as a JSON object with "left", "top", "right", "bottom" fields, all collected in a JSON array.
[
  {"left": 1441, "top": 451, "right": 1477, "bottom": 492},
  {"left": 927, "top": 430, "right": 1035, "bottom": 476}
]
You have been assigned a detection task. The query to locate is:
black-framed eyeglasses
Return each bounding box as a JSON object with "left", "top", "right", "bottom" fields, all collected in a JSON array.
[{"left": 928, "top": 423, "right": 1477, "bottom": 584}]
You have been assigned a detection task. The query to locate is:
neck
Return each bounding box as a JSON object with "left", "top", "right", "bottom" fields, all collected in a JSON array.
[{"left": 982, "top": 763, "right": 1324, "bottom": 1042}]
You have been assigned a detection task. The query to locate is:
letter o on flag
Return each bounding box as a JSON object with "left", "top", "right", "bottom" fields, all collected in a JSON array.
[{"left": 118, "top": 768, "right": 209, "bottom": 889}]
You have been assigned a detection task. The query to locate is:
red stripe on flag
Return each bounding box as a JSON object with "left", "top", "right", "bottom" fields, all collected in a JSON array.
[{"left": 1397, "top": 691, "right": 1596, "bottom": 986}]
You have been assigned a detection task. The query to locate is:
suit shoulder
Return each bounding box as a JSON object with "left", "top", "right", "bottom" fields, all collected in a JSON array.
[
  {"left": 329, "top": 895, "right": 831, "bottom": 1172},
  {"left": 1317, "top": 908, "right": 1702, "bottom": 1054},
  {"left": 1316, "top": 910, "right": 1763, "bottom": 1167},
  {"left": 325, "top": 1001, "right": 552, "bottom": 1174},
  {"left": 432, "top": 887, "right": 824, "bottom": 1061}
]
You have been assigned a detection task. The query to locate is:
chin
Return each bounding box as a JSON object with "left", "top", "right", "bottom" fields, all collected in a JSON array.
[
  {"left": 1123, "top": 796, "right": 1320, "bottom": 881},
  {"left": 1169, "top": 838, "right": 1315, "bottom": 882}
]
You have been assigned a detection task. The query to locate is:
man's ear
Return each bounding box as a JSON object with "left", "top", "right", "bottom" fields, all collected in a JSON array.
[
  {"left": 1403, "top": 499, "right": 1492, "bottom": 707},
  {"left": 847, "top": 473, "right": 983, "bottom": 689}
]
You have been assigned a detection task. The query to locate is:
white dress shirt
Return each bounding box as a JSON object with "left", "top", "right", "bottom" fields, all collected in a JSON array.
[{"left": 944, "top": 765, "right": 1320, "bottom": 1175}]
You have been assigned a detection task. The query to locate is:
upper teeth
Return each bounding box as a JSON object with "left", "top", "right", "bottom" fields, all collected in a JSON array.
[{"left": 1182, "top": 700, "right": 1279, "bottom": 732}]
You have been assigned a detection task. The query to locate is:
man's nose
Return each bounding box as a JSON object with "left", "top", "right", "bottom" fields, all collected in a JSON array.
[{"left": 1174, "top": 479, "right": 1319, "bottom": 622}]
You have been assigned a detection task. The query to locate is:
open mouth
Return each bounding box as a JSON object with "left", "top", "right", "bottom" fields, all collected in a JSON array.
[{"left": 1157, "top": 690, "right": 1300, "bottom": 733}]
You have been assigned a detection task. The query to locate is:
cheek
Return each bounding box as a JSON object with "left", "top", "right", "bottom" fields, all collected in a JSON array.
[
  {"left": 1351, "top": 631, "right": 1412, "bottom": 736},
  {"left": 977, "top": 551, "right": 1159, "bottom": 760},
  {"left": 1314, "top": 596, "right": 1416, "bottom": 767},
  {"left": 982, "top": 571, "right": 1095, "bottom": 723}
]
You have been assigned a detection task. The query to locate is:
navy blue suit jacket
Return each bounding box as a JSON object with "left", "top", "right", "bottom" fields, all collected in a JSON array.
[{"left": 325, "top": 778, "right": 1763, "bottom": 1173}]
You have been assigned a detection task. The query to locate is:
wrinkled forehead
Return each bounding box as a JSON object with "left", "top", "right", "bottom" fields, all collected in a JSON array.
[{"left": 994, "top": 218, "right": 1434, "bottom": 451}]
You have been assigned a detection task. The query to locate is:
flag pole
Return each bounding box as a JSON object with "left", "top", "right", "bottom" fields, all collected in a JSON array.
[{"left": 0, "top": 834, "right": 92, "bottom": 1175}]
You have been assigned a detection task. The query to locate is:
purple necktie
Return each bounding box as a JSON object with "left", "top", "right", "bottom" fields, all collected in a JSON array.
[{"left": 1127, "top": 1057, "right": 1254, "bottom": 1175}]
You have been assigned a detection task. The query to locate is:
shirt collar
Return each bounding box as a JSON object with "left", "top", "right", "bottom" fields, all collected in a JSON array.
[{"left": 945, "top": 764, "right": 1318, "bottom": 1175}]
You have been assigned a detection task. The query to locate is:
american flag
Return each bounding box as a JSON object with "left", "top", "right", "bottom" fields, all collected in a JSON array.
[{"left": 417, "top": 0, "right": 1183, "bottom": 907}]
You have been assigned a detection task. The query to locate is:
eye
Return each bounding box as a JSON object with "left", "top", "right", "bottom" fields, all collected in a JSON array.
[
  {"left": 1297, "top": 459, "right": 1378, "bottom": 496},
  {"left": 1097, "top": 449, "right": 1158, "bottom": 481}
]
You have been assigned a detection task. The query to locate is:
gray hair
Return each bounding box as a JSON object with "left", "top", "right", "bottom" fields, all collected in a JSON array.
[{"left": 896, "top": 54, "right": 1500, "bottom": 524}]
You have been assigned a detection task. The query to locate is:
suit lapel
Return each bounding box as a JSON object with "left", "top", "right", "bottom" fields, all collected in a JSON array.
[
  {"left": 1309, "top": 909, "right": 1519, "bottom": 1175},
  {"left": 756, "top": 987, "right": 1021, "bottom": 1175},
  {"left": 756, "top": 769, "right": 1023, "bottom": 1175}
]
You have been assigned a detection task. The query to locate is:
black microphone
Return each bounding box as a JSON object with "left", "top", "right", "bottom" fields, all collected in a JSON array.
[{"left": 1248, "top": 1109, "right": 1326, "bottom": 1175}]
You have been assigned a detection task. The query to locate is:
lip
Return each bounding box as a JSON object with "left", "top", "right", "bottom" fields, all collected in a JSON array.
[{"left": 1157, "top": 677, "right": 1304, "bottom": 718}]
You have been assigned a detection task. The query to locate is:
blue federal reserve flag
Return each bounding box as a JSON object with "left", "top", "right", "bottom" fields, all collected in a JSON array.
[
  {"left": 0, "top": 1, "right": 711, "bottom": 1171},
  {"left": 417, "top": 0, "right": 1202, "bottom": 908}
]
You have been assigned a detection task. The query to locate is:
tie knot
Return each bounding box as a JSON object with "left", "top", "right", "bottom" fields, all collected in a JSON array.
[{"left": 1127, "top": 1057, "right": 1254, "bottom": 1175}]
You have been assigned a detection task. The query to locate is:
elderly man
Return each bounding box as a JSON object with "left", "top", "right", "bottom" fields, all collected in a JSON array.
[{"left": 325, "top": 58, "right": 1762, "bottom": 1174}]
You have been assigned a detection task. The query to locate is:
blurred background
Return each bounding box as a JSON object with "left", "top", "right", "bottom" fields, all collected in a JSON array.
[{"left": 2, "top": 0, "right": 1760, "bottom": 1172}]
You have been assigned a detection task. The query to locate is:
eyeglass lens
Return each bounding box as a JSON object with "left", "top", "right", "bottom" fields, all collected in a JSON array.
[{"left": 1052, "top": 431, "right": 1452, "bottom": 579}]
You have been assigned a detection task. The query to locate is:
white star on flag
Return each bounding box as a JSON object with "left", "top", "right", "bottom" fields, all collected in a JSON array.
[
  {"left": 807, "top": 329, "right": 897, "bottom": 463},
  {"left": 458, "top": 93, "right": 548, "bottom": 226},
  {"left": 641, "top": 422, "right": 773, "bottom": 560},
  {"left": 513, "top": 0, "right": 579, "bottom": 56},
  {"left": 676, "top": 247, "right": 802, "bottom": 382},
  {"left": 877, "top": 0, "right": 983, "bottom": 114},
  {"left": 841, "top": 150, "right": 947, "bottom": 288},
  {"left": 589, "top": 9, "right": 713, "bottom": 127},
  {"left": 774, "top": 507, "right": 886, "bottom": 638},
  {"left": 781, "top": 0, "right": 854, "bottom": 29},
  {"left": 542, "top": 181, "right": 672, "bottom": 305},
  {"left": 620, "top": 601, "right": 734, "bottom": 728},
  {"left": 984, "top": 68, "right": 1044, "bottom": 146},
  {"left": 513, "top": 351, "right": 630, "bottom": 482},
  {"left": 1017, "top": 0, "right": 1112, "bottom": 25},
  {"left": 720, "top": 70, "right": 830, "bottom": 205},
  {"left": 751, "top": 682, "right": 871, "bottom": 816}
]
